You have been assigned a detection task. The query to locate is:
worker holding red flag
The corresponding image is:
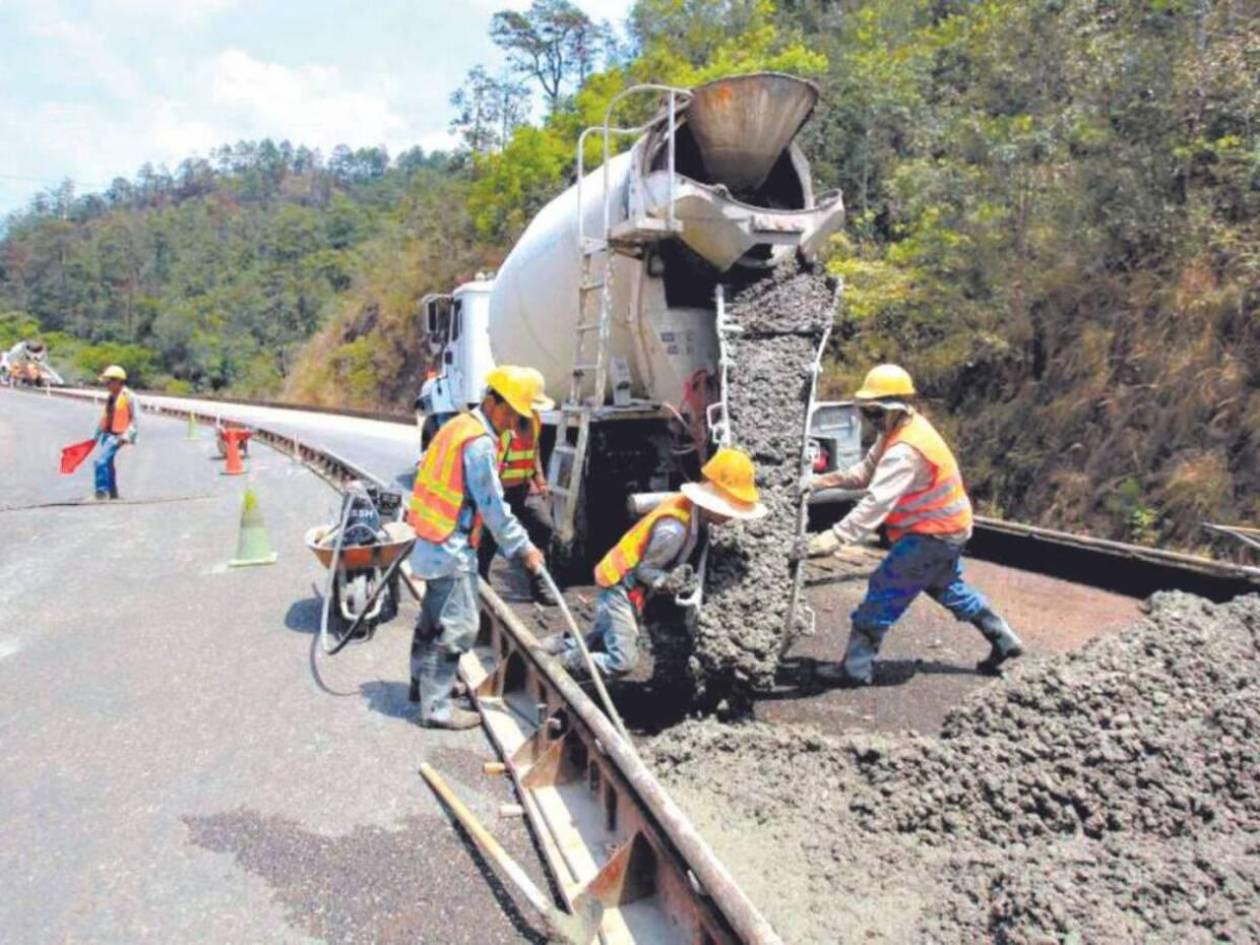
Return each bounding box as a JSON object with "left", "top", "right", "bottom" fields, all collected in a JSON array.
[{"left": 93, "top": 365, "right": 139, "bottom": 500}]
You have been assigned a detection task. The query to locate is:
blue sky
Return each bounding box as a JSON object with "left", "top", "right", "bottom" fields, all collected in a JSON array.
[{"left": 0, "top": 0, "right": 633, "bottom": 215}]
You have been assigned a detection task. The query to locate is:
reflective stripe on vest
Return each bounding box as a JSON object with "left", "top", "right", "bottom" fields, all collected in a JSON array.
[
  {"left": 881, "top": 414, "right": 973, "bottom": 542},
  {"left": 594, "top": 495, "right": 693, "bottom": 588},
  {"left": 409, "top": 412, "right": 491, "bottom": 546},
  {"left": 498, "top": 416, "right": 539, "bottom": 487},
  {"left": 102, "top": 391, "right": 132, "bottom": 435}
]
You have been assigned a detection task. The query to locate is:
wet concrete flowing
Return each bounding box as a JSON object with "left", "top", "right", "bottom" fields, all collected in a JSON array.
[
  {"left": 685, "top": 259, "right": 837, "bottom": 708},
  {"left": 645, "top": 592, "right": 1260, "bottom": 943}
]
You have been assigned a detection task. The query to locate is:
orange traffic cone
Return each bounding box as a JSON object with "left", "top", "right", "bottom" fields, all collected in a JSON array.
[{"left": 220, "top": 430, "right": 246, "bottom": 476}]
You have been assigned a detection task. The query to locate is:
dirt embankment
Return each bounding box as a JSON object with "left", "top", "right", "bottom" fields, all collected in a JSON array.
[{"left": 645, "top": 591, "right": 1260, "bottom": 944}]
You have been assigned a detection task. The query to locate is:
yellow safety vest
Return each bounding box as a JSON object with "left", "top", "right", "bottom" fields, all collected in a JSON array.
[
  {"left": 594, "top": 495, "right": 693, "bottom": 588},
  {"left": 101, "top": 391, "right": 133, "bottom": 435},
  {"left": 409, "top": 412, "right": 492, "bottom": 546},
  {"left": 881, "top": 413, "right": 973, "bottom": 542},
  {"left": 498, "top": 416, "right": 539, "bottom": 487}
]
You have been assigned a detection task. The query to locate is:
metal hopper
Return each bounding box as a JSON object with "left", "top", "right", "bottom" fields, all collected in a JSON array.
[{"left": 685, "top": 72, "right": 820, "bottom": 192}]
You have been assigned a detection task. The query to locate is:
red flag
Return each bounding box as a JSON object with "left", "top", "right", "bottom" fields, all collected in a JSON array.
[{"left": 60, "top": 439, "right": 97, "bottom": 475}]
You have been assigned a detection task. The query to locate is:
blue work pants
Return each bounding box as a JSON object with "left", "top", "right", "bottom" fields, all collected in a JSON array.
[
  {"left": 845, "top": 534, "right": 989, "bottom": 682},
  {"left": 558, "top": 583, "right": 640, "bottom": 678},
  {"left": 93, "top": 434, "right": 123, "bottom": 497},
  {"left": 411, "top": 573, "right": 479, "bottom": 724}
]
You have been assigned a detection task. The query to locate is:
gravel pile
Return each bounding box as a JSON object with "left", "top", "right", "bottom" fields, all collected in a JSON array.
[
  {"left": 645, "top": 592, "right": 1260, "bottom": 943},
  {"left": 686, "top": 258, "right": 836, "bottom": 707}
]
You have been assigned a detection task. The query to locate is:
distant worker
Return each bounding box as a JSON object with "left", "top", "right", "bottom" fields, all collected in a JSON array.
[
  {"left": 407, "top": 365, "right": 548, "bottom": 729},
  {"left": 94, "top": 365, "right": 139, "bottom": 501},
  {"left": 546, "top": 447, "right": 767, "bottom": 679},
  {"left": 797, "top": 364, "right": 1023, "bottom": 685},
  {"left": 478, "top": 367, "right": 559, "bottom": 606}
]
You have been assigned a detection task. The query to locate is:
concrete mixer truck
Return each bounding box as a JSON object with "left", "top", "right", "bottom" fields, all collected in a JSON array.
[
  {"left": 1, "top": 339, "right": 63, "bottom": 387},
  {"left": 416, "top": 73, "right": 862, "bottom": 563}
]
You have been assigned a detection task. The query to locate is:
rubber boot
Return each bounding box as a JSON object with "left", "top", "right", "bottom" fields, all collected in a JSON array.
[
  {"left": 819, "top": 624, "right": 886, "bottom": 686},
  {"left": 541, "top": 633, "right": 571, "bottom": 656},
  {"left": 415, "top": 649, "right": 480, "bottom": 729},
  {"left": 529, "top": 571, "right": 559, "bottom": 607},
  {"left": 973, "top": 608, "right": 1024, "bottom": 675}
]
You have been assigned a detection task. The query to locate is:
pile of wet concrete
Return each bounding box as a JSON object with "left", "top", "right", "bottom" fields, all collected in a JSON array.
[
  {"left": 680, "top": 258, "right": 836, "bottom": 708},
  {"left": 645, "top": 592, "right": 1260, "bottom": 943}
]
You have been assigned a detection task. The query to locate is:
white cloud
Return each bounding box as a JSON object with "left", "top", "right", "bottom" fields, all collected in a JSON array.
[
  {"left": 88, "top": 0, "right": 243, "bottom": 26},
  {"left": 206, "top": 49, "right": 406, "bottom": 151}
]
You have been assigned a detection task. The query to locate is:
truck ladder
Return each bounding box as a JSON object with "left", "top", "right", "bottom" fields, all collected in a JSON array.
[{"left": 549, "top": 84, "right": 691, "bottom": 546}]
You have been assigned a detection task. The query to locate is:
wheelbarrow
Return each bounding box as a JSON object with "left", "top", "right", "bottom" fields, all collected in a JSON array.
[{"left": 306, "top": 483, "right": 413, "bottom": 655}]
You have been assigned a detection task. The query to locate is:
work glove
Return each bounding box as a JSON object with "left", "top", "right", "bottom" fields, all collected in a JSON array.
[
  {"left": 660, "top": 564, "right": 698, "bottom": 599},
  {"left": 799, "top": 473, "right": 817, "bottom": 495},
  {"left": 126, "top": 429, "right": 138, "bottom": 445},
  {"left": 806, "top": 530, "right": 842, "bottom": 559}
]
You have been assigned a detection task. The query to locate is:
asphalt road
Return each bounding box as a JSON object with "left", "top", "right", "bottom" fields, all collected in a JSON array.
[{"left": 0, "top": 390, "right": 547, "bottom": 944}]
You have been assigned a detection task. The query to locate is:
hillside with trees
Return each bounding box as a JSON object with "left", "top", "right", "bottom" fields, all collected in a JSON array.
[{"left": 2, "top": 0, "right": 1257, "bottom": 551}]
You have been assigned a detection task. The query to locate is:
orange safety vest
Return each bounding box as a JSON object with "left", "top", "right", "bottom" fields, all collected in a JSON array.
[
  {"left": 498, "top": 416, "right": 539, "bottom": 488},
  {"left": 880, "top": 413, "right": 973, "bottom": 542},
  {"left": 594, "top": 495, "right": 693, "bottom": 588},
  {"left": 101, "top": 390, "right": 133, "bottom": 435},
  {"left": 409, "top": 412, "right": 494, "bottom": 546}
]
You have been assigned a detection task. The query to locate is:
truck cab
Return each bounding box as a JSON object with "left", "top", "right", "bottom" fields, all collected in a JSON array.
[
  {"left": 414, "top": 277, "right": 496, "bottom": 448},
  {"left": 807, "top": 401, "right": 865, "bottom": 503}
]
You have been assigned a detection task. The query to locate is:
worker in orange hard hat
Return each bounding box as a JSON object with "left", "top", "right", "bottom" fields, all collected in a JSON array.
[
  {"left": 796, "top": 363, "right": 1023, "bottom": 685},
  {"left": 544, "top": 446, "right": 767, "bottom": 680},
  {"left": 93, "top": 365, "right": 139, "bottom": 500},
  {"left": 478, "top": 367, "right": 558, "bottom": 606},
  {"left": 407, "top": 364, "right": 548, "bottom": 729}
]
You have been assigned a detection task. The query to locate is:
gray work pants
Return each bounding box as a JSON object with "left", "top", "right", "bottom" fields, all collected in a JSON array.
[
  {"left": 410, "top": 573, "right": 479, "bottom": 723},
  {"left": 559, "top": 584, "right": 640, "bottom": 677}
]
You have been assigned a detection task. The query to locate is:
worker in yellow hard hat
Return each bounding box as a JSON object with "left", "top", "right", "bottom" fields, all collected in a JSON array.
[
  {"left": 544, "top": 446, "right": 767, "bottom": 680},
  {"left": 93, "top": 364, "right": 139, "bottom": 500},
  {"left": 796, "top": 363, "right": 1023, "bottom": 685},
  {"left": 479, "top": 366, "right": 558, "bottom": 606},
  {"left": 407, "top": 364, "right": 548, "bottom": 729}
]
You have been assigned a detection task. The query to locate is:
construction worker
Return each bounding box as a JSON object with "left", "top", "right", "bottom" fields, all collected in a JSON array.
[
  {"left": 478, "top": 367, "right": 559, "bottom": 606},
  {"left": 407, "top": 365, "right": 549, "bottom": 729},
  {"left": 94, "top": 365, "right": 139, "bottom": 500},
  {"left": 546, "top": 447, "right": 767, "bottom": 679},
  {"left": 797, "top": 364, "right": 1023, "bottom": 685}
]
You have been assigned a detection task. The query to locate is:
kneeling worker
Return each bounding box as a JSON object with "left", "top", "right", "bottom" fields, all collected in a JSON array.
[
  {"left": 547, "top": 447, "right": 767, "bottom": 679},
  {"left": 799, "top": 364, "right": 1023, "bottom": 684},
  {"left": 408, "top": 366, "right": 548, "bottom": 729},
  {"left": 478, "top": 367, "right": 558, "bottom": 606}
]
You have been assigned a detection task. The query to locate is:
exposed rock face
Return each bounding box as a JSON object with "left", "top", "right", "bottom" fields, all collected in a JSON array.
[{"left": 646, "top": 592, "right": 1260, "bottom": 944}]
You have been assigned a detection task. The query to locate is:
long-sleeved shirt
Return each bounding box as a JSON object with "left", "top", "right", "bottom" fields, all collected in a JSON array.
[
  {"left": 632, "top": 511, "right": 702, "bottom": 589},
  {"left": 816, "top": 413, "right": 969, "bottom": 547},
  {"left": 410, "top": 409, "right": 534, "bottom": 579}
]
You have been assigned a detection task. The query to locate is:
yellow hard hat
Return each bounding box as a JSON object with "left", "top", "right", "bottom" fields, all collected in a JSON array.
[
  {"left": 485, "top": 365, "right": 553, "bottom": 417},
  {"left": 522, "top": 367, "right": 556, "bottom": 414},
  {"left": 681, "top": 447, "right": 768, "bottom": 520},
  {"left": 100, "top": 364, "right": 127, "bottom": 382},
  {"left": 854, "top": 363, "right": 915, "bottom": 400}
]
